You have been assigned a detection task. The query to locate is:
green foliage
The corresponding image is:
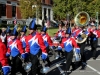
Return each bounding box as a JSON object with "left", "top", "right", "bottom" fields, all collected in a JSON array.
[
  {"left": 53, "top": 0, "right": 67, "bottom": 20},
  {"left": 47, "top": 28, "right": 58, "bottom": 37},
  {"left": 53, "top": 0, "right": 100, "bottom": 20},
  {"left": 0, "top": 24, "right": 7, "bottom": 28},
  {"left": 19, "top": 0, "right": 42, "bottom": 19}
]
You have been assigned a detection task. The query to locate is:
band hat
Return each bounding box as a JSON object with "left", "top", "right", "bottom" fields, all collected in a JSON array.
[
  {"left": 41, "top": 26, "right": 47, "bottom": 32},
  {"left": 29, "top": 18, "right": 37, "bottom": 30},
  {"left": 65, "top": 27, "right": 71, "bottom": 34},
  {"left": 10, "top": 27, "right": 18, "bottom": 36},
  {"left": 21, "top": 25, "right": 27, "bottom": 32}
]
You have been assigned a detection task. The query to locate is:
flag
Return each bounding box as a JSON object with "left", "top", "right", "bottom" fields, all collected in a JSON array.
[{"left": 14, "top": 18, "right": 17, "bottom": 25}]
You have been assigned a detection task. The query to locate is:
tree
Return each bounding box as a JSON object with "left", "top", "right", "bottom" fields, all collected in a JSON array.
[
  {"left": 53, "top": 0, "right": 85, "bottom": 20},
  {"left": 19, "top": 0, "right": 42, "bottom": 19},
  {"left": 87, "top": 0, "right": 100, "bottom": 18},
  {"left": 53, "top": 0, "right": 67, "bottom": 20},
  {"left": 53, "top": 0, "right": 100, "bottom": 20}
]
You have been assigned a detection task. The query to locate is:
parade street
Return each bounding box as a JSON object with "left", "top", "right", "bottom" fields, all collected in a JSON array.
[
  {"left": 46, "top": 38, "right": 100, "bottom": 75},
  {"left": 17, "top": 39, "right": 100, "bottom": 75}
]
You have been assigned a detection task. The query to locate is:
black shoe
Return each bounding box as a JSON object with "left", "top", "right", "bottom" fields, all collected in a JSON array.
[
  {"left": 91, "top": 49, "right": 93, "bottom": 52},
  {"left": 71, "top": 68, "right": 75, "bottom": 71},
  {"left": 80, "top": 64, "right": 86, "bottom": 70},
  {"left": 78, "top": 61, "right": 82, "bottom": 66},
  {"left": 47, "top": 62, "right": 52, "bottom": 67},
  {"left": 93, "top": 57, "right": 96, "bottom": 60}
]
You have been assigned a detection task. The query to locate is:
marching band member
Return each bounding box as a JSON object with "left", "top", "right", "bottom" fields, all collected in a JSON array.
[
  {"left": 71, "top": 25, "right": 82, "bottom": 39},
  {"left": 0, "top": 29, "right": 11, "bottom": 75},
  {"left": 86, "top": 24, "right": 92, "bottom": 45},
  {"left": 97, "top": 25, "right": 100, "bottom": 38},
  {"left": 62, "top": 24, "right": 67, "bottom": 33},
  {"left": 6, "top": 28, "right": 27, "bottom": 75},
  {"left": 41, "top": 26, "right": 52, "bottom": 66},
  {"left": 25, "top": 19, "right": 48, "bottom": 75},
  {"left": 20, "top": 25, "right": 27, "bottom": 50},
  {"left": 6, "top": 26, "right": 11, "bottom": 47},
  {"left": 41, "top": 26, "right": 53, "bottom": 53},
  {"left": 54, "top": 23, "right": 65, "bottom": 39},
  {"left": 59, "top": 27, "right": 80, "bottom": 75},
  {"left": 0, "top": 26, "right": 7, "bottom": 45},
  {"left": 71, "top": 24, "right": 89, "bottom": 69},
  {"left": 76, "top": 26, "right": 89, "bottom": 69},
  {"left": 20, "top": 26, "right": 30, "bottom": 63},
  {"left": 52, "top": 24, "right": 65, "bottom": 58},
  {"left": 90, "top": 23, "right": 98, "bottom": 60},
  {"left": 6, "top": 26, "right": 11, "bottom": 36}
]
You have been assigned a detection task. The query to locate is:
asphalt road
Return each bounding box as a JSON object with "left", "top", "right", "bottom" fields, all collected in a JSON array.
[
  {"left": 18, "top": 38, "right": 100, "bottom": 75},
  {"left": 45, "top": 38, "right": 100, "bottom": 75}
]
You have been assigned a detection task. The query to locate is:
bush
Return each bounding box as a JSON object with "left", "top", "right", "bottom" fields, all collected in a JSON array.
[
  {"left": 0, "top": 23, "right": 7, "bottom": 28},
  {"left": 0, "top": 23, "right": 28, "bottom": 28},
  {"left": 7, "top": 24, "right": 15, "bottom": 28}
]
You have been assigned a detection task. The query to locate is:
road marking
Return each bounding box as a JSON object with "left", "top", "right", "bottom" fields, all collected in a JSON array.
[
  {"left": 98, "top": 44, "right": 100, "bottom": 46},
  {"left": 56, "top": 64, "right": 64, "bottom": 75},
  {"left": 83, "top": 62, "right": 100, "bottom": 74}
]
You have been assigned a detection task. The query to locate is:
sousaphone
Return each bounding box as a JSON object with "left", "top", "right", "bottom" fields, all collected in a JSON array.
[{"left": 74, "top": 11, "right": 90, "bottom": 43}]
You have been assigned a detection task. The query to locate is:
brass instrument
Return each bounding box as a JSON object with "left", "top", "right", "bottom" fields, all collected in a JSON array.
[
  {"left": 74, "top": 11, "right": 90, "bottom": 44},
  {"left": 74, "top": 11, "right": 90, "bottom": 27}
]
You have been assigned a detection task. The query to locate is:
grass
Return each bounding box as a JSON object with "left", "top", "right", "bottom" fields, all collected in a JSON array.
[
  {"left": 47, "top": 28, "right": 58, "bottom": 37},
  {"left": 26, "top": 27, "right": 58, "bottom": 37},
  {"left": 1, "top": 27, "right": 58, "bottom": 37}
]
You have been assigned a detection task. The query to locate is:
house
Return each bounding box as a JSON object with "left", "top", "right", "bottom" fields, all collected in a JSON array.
[
  {"left": 41, "top": 0, "right": 53, "bottom": 21},
  {"left": 0, "top": 0, "right": 53, "bottom": 25}
]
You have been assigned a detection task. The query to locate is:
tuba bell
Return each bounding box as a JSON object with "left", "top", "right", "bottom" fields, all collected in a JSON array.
[
  {"left": 74, "top": 11, "right": 90, "bottom": 43},
  {"left": 74, "top": 11, "right": 90, "bottom": 27}
]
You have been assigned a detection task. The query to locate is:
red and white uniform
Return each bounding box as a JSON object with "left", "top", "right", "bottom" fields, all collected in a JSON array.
[
  {"left": 20, "top": 35, "right": 27, "bottom": 49},
  {"left": 87, "top": 27, "right": 92, "bottom": 37},
  {"left": 0, "top": 39, "right": 8, "bottom": 66},
  {"left": 7, "top": 36, "right": 12, "bottom": 47},
  {"left": 97, "top": 29, "right": 100, "bottom": 38},
  {"left": 90, "top": 29, "right": 98, "bottom": 38},
  {"left": 26, "top": 32, "right": 47, "bottom": 55},
  {"left": 59, "top": 37, "right": 80, "bottom": 52},
  {"left": 41, "top": 33, "right": 53, "bottom": 47},
  {"left": 72, "top": 28, "right": 81, "bottom": 39},
  {"left": 0, "top": 38, "right": 11, "bottom": 74},
  {"left": 55, "top": 30, "right": 65, "bottom": 38},
  {"left": 7, "top": 39, "right": 25, "bottom": 57}
]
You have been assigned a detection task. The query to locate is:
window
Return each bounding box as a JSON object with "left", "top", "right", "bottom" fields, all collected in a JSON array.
[
  {"left": 12, "top": 6, "right": 16, "bottom": 17},
  {"left": 44, "top": 8, "right": 47, "bottom": 20},
  {"left": 0, "top": 4, "right": 6, "bottom": 16},
  {"left": 48, "top": 9, "right": 51, "bottom": 20},
  {"left": 7, "top": 1, "right": 11, "bottom": 4},
  {"left": 42, "top": 0, "right": 45, "bottom": 4},
  {"left": 17, "top": 3, "right": 19, "bottom": 5},
  {"left": 50, "top": 0, "right": 53, "bottom": 5}
]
